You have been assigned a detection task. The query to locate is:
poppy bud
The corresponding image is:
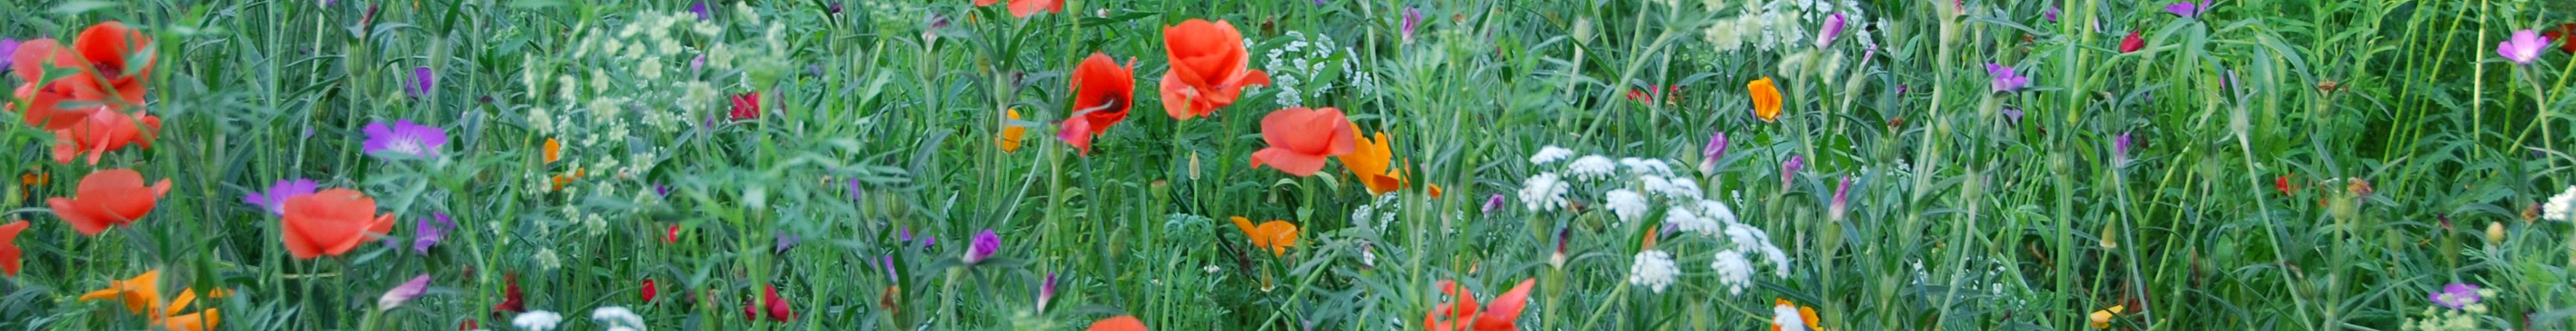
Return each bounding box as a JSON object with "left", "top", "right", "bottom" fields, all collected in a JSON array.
[{"left": 2487, "top": 222, "right": 2507, "bottom": 244}]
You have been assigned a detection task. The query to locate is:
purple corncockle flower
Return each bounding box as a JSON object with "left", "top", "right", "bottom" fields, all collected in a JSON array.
[
  {"left": 923, "top": 236, "right": 937, "bottom": 248},
  {"left": 2043, "top": 7, "right": 2059, "bottom": 22},
  {"left": 2499, "top": 29, "right": 2550, "bottom": 66},
  {"left": 1036, "top": 272, "right": 1059, "bottom": 312},
  {"left": 1986, "top": 63, "right": 2031, "bottom": 93},
  {"left": 1402, "top": 7, "right": 1423, "bottom": 44},
  {"left": 2003, "top": 107, "right": 2025, "bottom": 124},
  {"left": 1548, "top": 226, "right": 1571, "bottom": 268},
  {"left": 826, "top": 2, "right": 844, "bottom": 15},
  {"left": 882, "top": 255, "right": 899, "bottom": 283},
  {"left": 1780, "top": 155, "right": 1805, "bottom": 191},
  {"left": 2164, "top": 1, "right": 2211, "bottom": 19},
  {"left": 244, "top": 178, "right": 320, "bottom": 216},
  {"left": 407, "top": 67, "right": 434, "bottom": 98},
  {"left": 0, "top": 39, "right": 18, "bottom": 69},
  {"left": 362, "top": 120, "right": 449, "bottom": 159},
  {"left": 963, "top": 229, "right": 1001, "bottom": 265},
  {"left": 1815, "top": 13, "right": 1846, "bottom": 49},
  {"left": 1483, "top": 194, "right": 1506, "bottom": 214},
  {"left": 2112, "top": 132, "right": 2133, "bottom": 166},
  {"left": 691, "top": 55, "right": 707, "bottom": 73},
  {"left": 377, "top": 274, "right": 433, "bottom": 310},
  {"left": 2432, "top": 283, "right": 2482, "bottom": 309},
  {"left": 1313, "top": 0, "right": 1326, "bottom": 5},
  {"left": 414, "top": 212, "right": 454, "bottom": 254},
  {"left": 655, "top": 184, "right": 672, "bottom": 197},
  {"left": 846, "top": 178, "right": 865, "bottom": 201},
  {"left": 774, "top": 232, "right": 802, "bottom": 254},
  {"left": 1828, "top": 176, "right": 1852, "bottom": 222},
  {"left": 1699, "top": 132, "right": 1728, "bottom": 174},
  {"left": 690, "top": 1, "right": 712, "bottom": 21}
]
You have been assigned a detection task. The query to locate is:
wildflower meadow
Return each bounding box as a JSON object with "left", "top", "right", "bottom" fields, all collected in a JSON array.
[{"left": 3, "top": 0, "right": 2575, "bottom": 330}]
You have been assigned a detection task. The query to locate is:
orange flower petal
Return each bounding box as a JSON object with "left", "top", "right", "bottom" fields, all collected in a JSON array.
[
  {"left": 0, "top": 220, "right": 23, "bottom": 276},
  {"left": 1748, "top": 77, "right": 1782, "bottom": 123},
  {"left": 1086, "top": 315, "right": 1149, "bottom": 331}
]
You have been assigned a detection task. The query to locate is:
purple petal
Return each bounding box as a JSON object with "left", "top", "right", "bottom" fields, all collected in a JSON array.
[
  {"left": 965, "top": 229, "right": 1001, "bottom": 264},
  {"left": 1482, "top": 194, "right": 1506, "bottom": 214},
  {"left": 1815, "top": 13, "right": 1846, "bottom": 49},
  {"left": 690, "top": 1, "right": 711, "bottom": 21},
  {"left": 774, "top": 232, "right": 802, "bottom": 254},
  {"left": 2003, "top": 108, "right": 2025, "bottom": 124},
  {"left": 2043, "top": 7, "right": 2059, "bottom": 22},
  {"left": 409, "top": 67, "right": 435, "bottom": 97},
  {"left": 378, "top": 274, "right": 433, "bottom": 309},
  {"left": 413, "top": 212, "right": 452, "bottom": 254},
  {"left": 0, "top": 39, "right": 17, "bottom": 69}
]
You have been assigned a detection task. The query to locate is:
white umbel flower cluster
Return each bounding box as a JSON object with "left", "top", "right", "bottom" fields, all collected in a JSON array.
[
  {"left": 2546, "top": 186, "right": 2576, "bottom": 222},
  {"left": 1605, "top": 189, "right": 1650, "bottom": 222},
  {"left": 1567, "top": 155, "right": 1619, "bottom": 180},
  {"left": 1710, "top": 250, "right": 1755, "bottom": 295},
  {"left": 1519, "top": 172, "right": 1570, "bottom": 212},
  {"left": 1629, "top": 250, "right": 1680, "bottom": 293}
]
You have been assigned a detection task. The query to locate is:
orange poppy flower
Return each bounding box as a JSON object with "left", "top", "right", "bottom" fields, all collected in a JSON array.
[
  {"left": 51, "top": 107, "right": 163, "bottom": 165},
  {"left": 46, "top": 168, "right": 171, "bottom": 236},
  {"left": 79, "top": 269, "right": 164, "bottom": 314},
  {"left": 1087, "top": 315, "right": 1149, "bottom": 331},
  {"left": 1748, "top": 77, "right": 1782, "bottom": 123},
  {"left": 1249, "top": 107, "right": 1356, "bottom": 176},
  {"left": 974, "top": 0, "right": 1062, "bottom": 18},
  {"left": 1061, "top": 53, "right": 1137, "bottom": 156},
  {"left": 551, "top": 167, "right": 587, "bottom": 192},
  {"left": 11, "top": 21, "right": 155, "bottom": 130},
  {"left": 1341, "top": 129, "right": 1406, "bottom": 195},
  {"left": 1159, "top": 19, "right": 1272, "bottom": 120},
  {"left": 1228, "top": 216, "right": 1298, "bottom": 256},
  {"left": 162, "top": 309, "right": 218, "bottom": 331},
  {"left": 1423, "top": 278, "right": 1535, "bottom": 331},
  {"left": 280, "top": 188, "right": 397, "bottom": 259},
  {"left": 997, "top": 109, "right": 1026, "bottom": 153},
  {"left": 1772, "top": 298, "right": 1823, "bottom": 331},
  {"left": 2088, "top": 305, "right": 2125, "bottom": 329},
  {"left": 0, "top": 220, "right": 23, "bottom": 276},
  {"left": 543, "top": 138, "right": 561, "bottom": 164},
  {"left": 1427, "top": 184, "right": 1443, "bottom": 198}
]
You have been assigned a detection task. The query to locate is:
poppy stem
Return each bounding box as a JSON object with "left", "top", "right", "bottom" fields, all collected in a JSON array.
[{"left": 1575, "top": 281, "right": 1627, "bottom": 330}]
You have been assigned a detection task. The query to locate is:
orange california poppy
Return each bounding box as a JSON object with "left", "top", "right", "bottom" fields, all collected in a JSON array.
[
  {"left": 1341, "top": 129, "right": 1405, "bottom": 195},
  {"left": 162, "top": 309, "right": 218, "bottom": 331},
  {"left": 1250, "top": 107, "right": 1357, "bottom": 176},
  {"left": 161, "top": 286, "right": 228, "bottom": 318},
  {"left": 1087, "top": 315, "right": 1149, "bottom": 331},
  {"left": 1423, "top": 278, "right": 1535, "bottom": 331},
  {"left": 1748, "top": 77, "right": 1782, "bottom": 123},
  {"left": 0, "top": 220, "right": 23, "bottom": 276},
  {"left": 1772, "top": 298, "right": 1824, "bottom": 331},
  {"left": 551, "top": 167, "right": 587, "bottom": 192},
  {"left": 1427, "top": 184, "right": 1443, "bottom": 198},
  {"left": 79, "top": 269, "right": 164, "bottom": 314},
  {"left": 1061, "top": 53, "right": 1137, "bottom": 156},
  {"left": 11, "top": 21, "right": 155, "bottom": 131},
  {"left": 1228, "top": 216, "right": 1298, "bottom": 256},
  {"left": 46, "top": 168, "right": 170, "bottom": 236},
  {"left": 51, "top": 107, "right": 162, "bottom": 165},
  {"left": 997, "top": 109, "right": 1026, "bottom": 153},
  {"left": 974, "top": 0, "right": 1063, "bottom": 18},
  {"left": 280, "top": 188, "right": 397, "bottom": 259},
  {"left": 543, "top": 138, "right": 561, "bottom": 164},
  {"left": 1159, "top": 19, "right": 1272, "bottom": 120},
  {"left": 2089, "top": 305, "right": 2125, "bottom": 329}
]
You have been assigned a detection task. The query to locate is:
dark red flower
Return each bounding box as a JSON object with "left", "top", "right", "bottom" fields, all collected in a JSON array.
[
  {"left": 729, "top": 92, "right": 762, "bottom": 121},
  {"left": 664, "top": 224, "right": 680, "bottom": 243},
  {"left": 2274, "top": 175, "right": 2292, "bottom": 194},
  {"left": 1060, "top": 52, "right": 1137, "bottom": 156},
  {"left": 493, "top": 274, "right": 525, "bottom": 313},
  {"left": 459, "top": 318, "right": 477, "bottom": 330},
  {"left": 642, "top": 278, "right": 659, "bottom": 302},
  {"left": 2120, "top": 31, "right": 2145, "bottom": 53}
]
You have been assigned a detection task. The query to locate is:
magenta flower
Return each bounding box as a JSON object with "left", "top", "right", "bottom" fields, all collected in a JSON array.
[
  {"left": 2112, "top": 132, "right": 2133, "bottom": 166},
  {"left": 244, "top": 178, "right": 320, "bottom": 216},
  {"left": 1483, "top": 194, "right": 1506, "bottom": 214},
  {"left": 690, "top": 1, "right": 711, "bottom": 21},
  {"left": 774, "top": 232, "right": 802, "bottom": 254},
  {"left": 1815, "top": 13, "right": 1847, "bottom": 49},
  {"left": 1780, "top": 155, "right": 1805, "bottom": 191},
  {"left": 1699, "top": 132, "right": 1728, "bottom": 174},
  {"left": 2043, "top": 7, "right": 2059, "bottom": 22},
  {"left": 1828, "top": 176, "right": 1853, "bottom": 222},
  {"left": 2499, "top": 29, "right": 2551, "bottom": 66},
  {"left": 407, "top": 67, "right": 435, "bottom": 98},
  {"left": 846, "top": 178, "right": 866, "bottom": 201},
  {"left": 377, "top": 274, "right": 433, "bottom": 310},
  {"left": 2164, "top": 1, "right": 2211, "bottom": 19},
  {"left": 882, "top": 255, "right": 900, "bottom": 283},
  {"left": 2431, "top": 283, "right": 2482, "bottom": 309},
  {"left": 362, "top": 120, "right": 450, "bottom": 159},
  {"left": 964, "top": 229, "right": 1001, "bottom": 265},
  {"left": 1402, "top": 7, "right": 1423, "bottom": 44},
  {"left": 0, "top": 39, "right": 18, "bottom": 69},
  {"left": 1987, "top": 63, "right": 2031, "bottom": 93},
  {"left": 1036, "top": 272, "right": 1060, "bottom": 312},
  {"left": 414, "top": 212, "right": 454, "bottom": 254},
  {"left": 2003, "top": 107, "right": 2025, "bottom": 125}
]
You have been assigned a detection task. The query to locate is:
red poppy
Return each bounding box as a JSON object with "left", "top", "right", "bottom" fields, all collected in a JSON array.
[
  {"left": 459, "top": 318, "right": 477, "bottom": 330},
  {"left": 51, "top": 107, "right": 162, "bottom": 165},
  {"left": 1061, "top": 52, "right": 1138, "bottom": 156},
  {"left": 2547, "top": 23, "right": 2576, "bottom": 54},
  {"left": 0, "top": 220, "right": 25, "bottom": 276},
  {"left": 1159, "top": 19, "right": 1272, "bottom": 120},
  {"left": 730, "top": 92, "right": 761, "bottom": 121},
  {"left": 494, "top": 274, "right": 526, "bottom": 313},
  {"left": 642, "top": 278, "right": 659, "bottom": 302},
  {"left": 742, "top": 284, "right": 794, "bottom": 322},
  {"left": 1088, "top": 316, "right": 1149, "bottom": 331},
  {"left": 280, "top": 188, "right": 396, "bottom": 259},
  {"left": 2274, "top": 175, "right": 2292, "bottom": 194},
  {"left": 973, "top": 0, "right": 1063, "bottom": 18},
  {"left": 1423, "top": 278, "right": 1535, "bottom": 331},
  {"left": 46, "top": 168, "right": 171, "bottom": 236},
  {"left": 1249, "top": 107, "right": 1357, "bottom": 176},
  {"left": 665, "top": 224, "right": 681, "bottom": 243},
  {"left": 2120, "top": 31, "right": 2145, "bottom": 53},
  {"left": 11, "top": 21, "right": 155, "bottom": 131}
]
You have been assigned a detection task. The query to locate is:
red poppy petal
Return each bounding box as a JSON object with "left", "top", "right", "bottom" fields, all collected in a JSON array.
[{"left": 1252, "top": 148, "right": 1330, "bottom": 176}]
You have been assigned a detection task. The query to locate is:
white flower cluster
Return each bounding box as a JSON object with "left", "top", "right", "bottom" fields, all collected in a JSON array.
[
  {"left": 1349, "top": 193, "right": 1401, "bottom": 230},
  {"left": 1702, "top": 0, "right": 1868, "bottom": 53},
  {"left": 2545, "top": 186, "right": 2576, "bottom": 222},
  {"left": 1260, "top": 31, "right": 1380, "bottom": 107},
  {"left": 1905, "top": 257, "right": 2028, "bottom": 307},
  {"left": 1517, "top": 146, "right": 1791, "bottom": 296},
  {"left": 1629, "top": 250, "right": 1680, "bottom": 292}
]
